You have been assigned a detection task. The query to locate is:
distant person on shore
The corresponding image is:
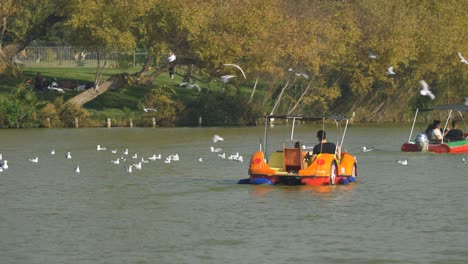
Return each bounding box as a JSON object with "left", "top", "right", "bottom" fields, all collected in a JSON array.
[
  {"left": 445, "top": 120, "right": 464, "bottom": 141},
  {"left": 167, "top": 51, "right": 176, "bottom": 79},
  {"left": 34, "top": 72, "right": 45, "bottom": 90}
]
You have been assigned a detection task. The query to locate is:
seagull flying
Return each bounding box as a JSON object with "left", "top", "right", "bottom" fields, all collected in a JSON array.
[
  {"left": 220, "top": 75, "right": 236, "bottom": 84},
  {"left": 367, "top": 50, "right": 378, "bottom": 59},
  {"left": 457, "top": 52, "right": 468, "bottom": 65},
  {"left": 295, "top": 73, "right": 309, "bottom": 79},
  {"left": 386, "top": 66, "right": 396, "bottom": 75},
  {"left": 213, "top": 134, "right": 224, "bottom": 143},
  {"left": 223, "top": 64, "right": 247, "bottom": 79},
  {"left": 419, "top": 80, "right": 435, "bottom": 100},
  {"left": 179, "top": 82, "right": 201, "bottom": 92},
  {"left": 143, "top": 107, "right": 157, "bottom": 112}
]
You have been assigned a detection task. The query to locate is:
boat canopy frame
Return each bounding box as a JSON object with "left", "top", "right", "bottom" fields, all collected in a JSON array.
[
  {"left": 407, "top": 104, "right": 468, "bottom": 144},
  {"left": 261, "top": 114, "right": 349, "bottom": 162}
]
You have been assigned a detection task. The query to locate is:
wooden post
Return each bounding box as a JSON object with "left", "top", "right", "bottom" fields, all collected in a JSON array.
[
  {"left": 152, "top": 117, "right": 156, "bottom": 127},
  {"left": 198, "top": 116, "right": 202, "bottom": 127},
  {"left": 46, "top": 118, "right": 51, "bottom": 128},
  {"left": 74, "top": 117, "right": 79, "bottom": 128},
  {"left": 129, "top": 119, "right": 133, "bottom": 128},
  {"left": 107, "top": 118, "right": 111, "bottom": 128}
]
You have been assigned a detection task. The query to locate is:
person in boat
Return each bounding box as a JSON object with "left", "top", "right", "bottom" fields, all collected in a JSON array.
[
  {"left": 445, "top": 120, "right": 464, "bottom": 141},
  {"left": 308, "top": 130, "right": 339, "bottom": 162},
  {"left": 429, "top": 120, "right": 449, "bottom": 143}
]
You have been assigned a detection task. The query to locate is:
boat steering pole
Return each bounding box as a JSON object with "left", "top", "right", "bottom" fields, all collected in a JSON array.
[{"left": 408, "top": 109, "right": 419, "bottom": 142}]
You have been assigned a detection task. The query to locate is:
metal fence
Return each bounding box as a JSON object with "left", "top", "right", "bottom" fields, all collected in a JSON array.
[{"left": 12, "top": 46, "right": 148, "bottom": 68}]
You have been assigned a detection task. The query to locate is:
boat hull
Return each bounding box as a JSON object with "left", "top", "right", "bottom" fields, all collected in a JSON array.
[
  {"left": 401, "top": 140, "right": 468, "bottom": 154},
  {"left": 247, "top": 150, "right": 357, "bottom": 186}
]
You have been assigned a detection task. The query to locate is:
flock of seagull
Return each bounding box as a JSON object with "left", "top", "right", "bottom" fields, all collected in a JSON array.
[
  {"left": 370, "top": 50, "right": 468, "bottom": 102},
  {"left": 0, "top": 134, "right": 244, "bottom": 174}
]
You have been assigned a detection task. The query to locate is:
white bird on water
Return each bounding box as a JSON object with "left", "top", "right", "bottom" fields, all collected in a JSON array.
[
  {"left": 398, "top": 159, "right": 408, "bottom": 166},
  {"left": 213, "top": 134, "right": 224, "bottom": 143},
  {"left": 111, "top": 158, "right": 120, "bottom": 165},
  {"left": 50, "top": 149, "right": 55, "bottom": 155},
  {"left": 74, "top": 165, "right": 80, "bottom": 174},
  {"left": 362, "top": 146, "right": 375, "bottom": 152},
  {"left": 386, "top": 66, "right": 396, "bottom": 75},
  {"left": 198, "top": 157, "right": 203, "bottom": 162},
  {"left": 29, "top": 157, "right": 39, "bottom": 163},
  {"left": 2, "top": 160, "right": 8, "bottom": 169},
  {"left": 126, "top": 165, "right": 133, "bottom": 173},
  {"left": 223, "top": 64, "right": 247, "bottom": 79},
  {"left": 133, "top": 162, "right": 142, "bottom": 170},
  {"left": 210, "top": 146, "right": 222, "bottom": 153},
  {"left": 457, "top": 52, "right": 468, "bottom": 65},
  {"left": 66, "top": 152, "right": 72, "bottom": 159},
  {"left": 419, "top": 80, "right": 435, "bottom": 100},
  {"left": 148, "top": 154, "right": 160, "bottom": 161},
  {"left": 97, "top": 145, "right": 106, "bottom": 151}
]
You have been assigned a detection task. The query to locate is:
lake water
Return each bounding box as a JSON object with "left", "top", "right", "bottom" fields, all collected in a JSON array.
[{"left": 0, "top": 125, "right": 467, "bottom": 264}]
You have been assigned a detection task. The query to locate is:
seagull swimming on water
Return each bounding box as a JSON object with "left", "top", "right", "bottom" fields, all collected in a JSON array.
[
  {"left": 29, "top": 157, "right": 39, "bottom": 163},
  {"left": 74, "top": 165, "right": 80, "bottom": 174},
  {"left": 362, "top": 146, "right": 375, "bottom": 152},
  {"left": 2, "top": 160, "right": 8, "bottom": 169},
  {"left": 210, "top": 146, "right": 222, "bottom": 153},
  {"left": 397, "top": 159, "right": 408, "bottom": 166},
  {"left": 419, "top": 80, "right": 435, "bottom": 100},
  {"left": 223, "top": 64, "right": 247, "bottom": 79},
  {"left": 97, "top": 145, "right": 106, "bottom": 151},
  {"left": 66, "top": 152, "right": 72, "bottom": 159},
  {"left": 457, "top": 52, "right": 468, "bottom": 65}
]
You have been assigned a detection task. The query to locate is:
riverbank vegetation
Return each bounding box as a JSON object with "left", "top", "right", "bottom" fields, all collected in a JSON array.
[{"left": 0, "top": 0, "right": 466, "bottom": 128}]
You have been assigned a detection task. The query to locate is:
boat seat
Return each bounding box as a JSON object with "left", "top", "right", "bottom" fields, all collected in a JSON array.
[
  {"left": 283, "top": 148, "right": 303, "bottom": 172},
  {"left": 268, "top": 152, "right": 284, "bottom": 171}
]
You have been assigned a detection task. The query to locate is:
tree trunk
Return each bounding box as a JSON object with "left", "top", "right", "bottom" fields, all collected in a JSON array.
[{"left": 66, "top": 74, "right": 126, "bottom": 106}]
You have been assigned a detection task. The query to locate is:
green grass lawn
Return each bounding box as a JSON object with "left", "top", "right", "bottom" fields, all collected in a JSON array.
[{"left": 1, "top": 66, "right": 257, "bottom": 115}]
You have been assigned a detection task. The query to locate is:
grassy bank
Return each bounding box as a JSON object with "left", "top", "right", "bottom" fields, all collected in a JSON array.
[{"left": 0, "top": 66, "right": 259, "bottom": 128}]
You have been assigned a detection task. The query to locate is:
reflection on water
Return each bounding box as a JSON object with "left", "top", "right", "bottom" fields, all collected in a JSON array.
[{"left": 0, "top": 126, "right": 467, "bottom": 264}]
